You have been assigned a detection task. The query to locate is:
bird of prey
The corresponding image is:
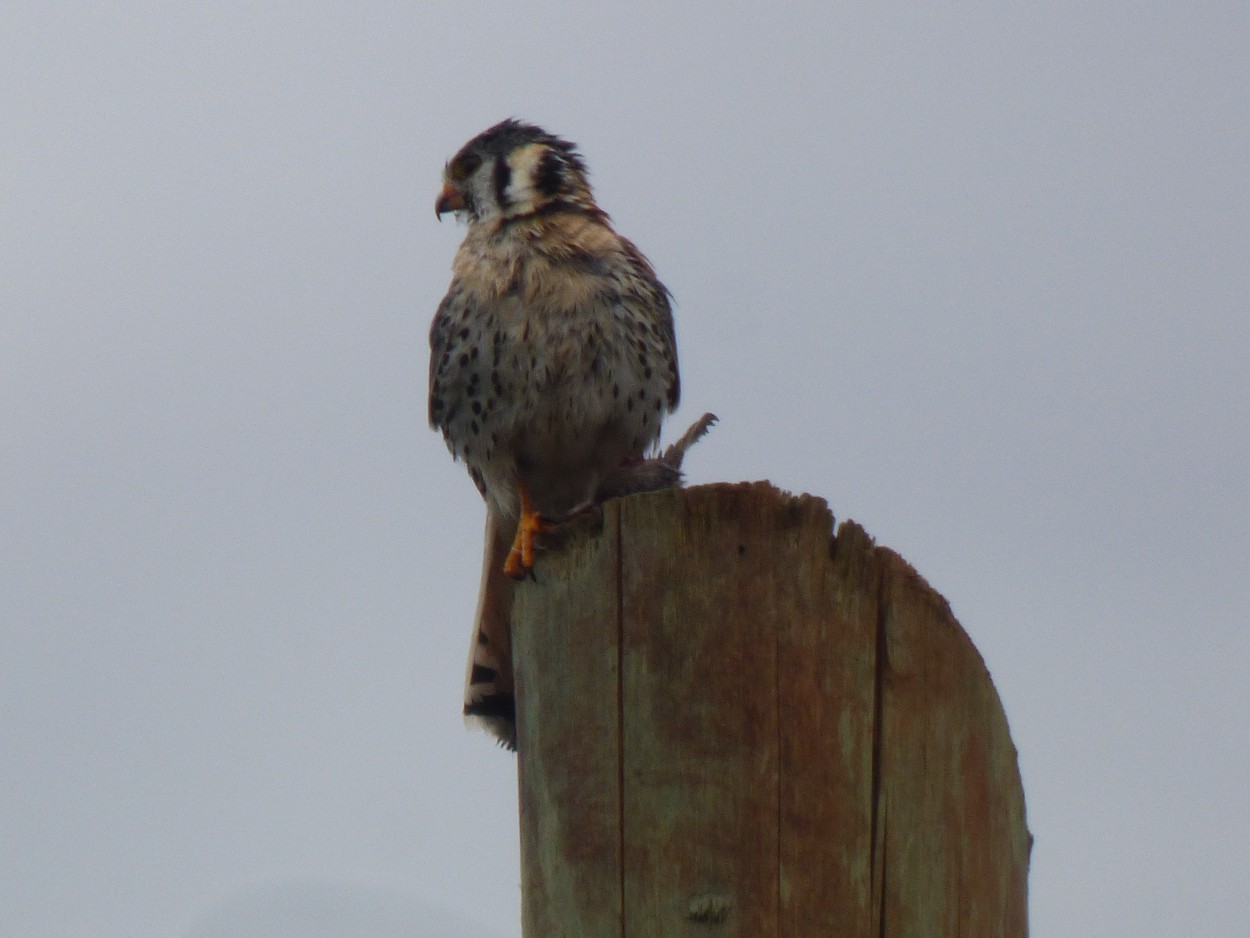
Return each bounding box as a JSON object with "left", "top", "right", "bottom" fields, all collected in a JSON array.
[{"left": 429, "top": 120, "right": 681, "bottom": 748}]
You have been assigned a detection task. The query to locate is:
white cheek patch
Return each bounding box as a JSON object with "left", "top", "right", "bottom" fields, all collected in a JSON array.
[{"left": 504, "top": 143, "right": 547, "bottom": 211}]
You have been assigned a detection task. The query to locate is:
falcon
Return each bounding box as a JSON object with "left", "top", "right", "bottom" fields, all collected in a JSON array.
[{"left": 429, "top": 120, "right": 680, "bottom": 748}]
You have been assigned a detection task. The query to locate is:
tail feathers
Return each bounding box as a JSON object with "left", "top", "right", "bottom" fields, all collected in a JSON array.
[
  {"left": 459, "top": 415, "right": 717, "bottom": 752},
  {"left": 463, "top": 511, "right": 517, "bottom": 750}
]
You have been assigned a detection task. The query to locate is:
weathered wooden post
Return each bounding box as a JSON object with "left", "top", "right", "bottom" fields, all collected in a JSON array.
[{"left": 513, "top": 482, "right": 1029, "bottom": 937}]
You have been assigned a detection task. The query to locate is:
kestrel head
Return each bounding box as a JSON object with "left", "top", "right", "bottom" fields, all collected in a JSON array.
[{"left": 435, "top": 119, "right": 596, "bottom": 224}]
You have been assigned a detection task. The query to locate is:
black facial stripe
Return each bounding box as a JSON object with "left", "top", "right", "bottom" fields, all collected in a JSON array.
[
  {"left": 493, "top": 157, "right": 513, "bottom": 211},
  {"left": 535, "top": 148, "right": 566, "bottom": 196}
]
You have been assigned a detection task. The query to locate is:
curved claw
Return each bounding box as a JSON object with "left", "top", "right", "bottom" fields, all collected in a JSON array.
[{"left": 503, "top": 484, "right": 551, "bottom": 579}]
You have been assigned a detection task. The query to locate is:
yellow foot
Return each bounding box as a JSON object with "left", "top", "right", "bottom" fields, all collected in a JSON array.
[{"left": 503, "top": 485, "right": 550, "bottom": 579}]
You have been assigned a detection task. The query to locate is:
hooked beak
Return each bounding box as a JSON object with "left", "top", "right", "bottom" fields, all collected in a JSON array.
[{"left": 435, "top": 182, "right": 464, "bottom": 218}]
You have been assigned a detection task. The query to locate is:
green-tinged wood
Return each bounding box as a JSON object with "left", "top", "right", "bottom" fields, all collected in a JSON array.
[
  {"left": 618, "top": 487, "right": 784, "bottom": 937},
  {"left": 873, "top": 547, "right": 1031, "bottom": 936},
  {"left": 513, "top": 506, "right": 622, "bottom": 938},
  {"left": 512, "top": 482, "right": 1029, "bottom": 937},
  {"left": 780, "top": 509, "right": 879, "bottom": 935}
]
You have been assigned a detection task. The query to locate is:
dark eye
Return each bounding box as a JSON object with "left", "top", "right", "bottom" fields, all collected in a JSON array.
[{"left": 450, "top": 152, "right": 482, "bottom": 181}]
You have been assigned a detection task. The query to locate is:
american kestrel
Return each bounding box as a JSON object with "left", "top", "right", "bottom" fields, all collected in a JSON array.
[{"left": 429, "top": 120, "right": 680, "bottom": 748}]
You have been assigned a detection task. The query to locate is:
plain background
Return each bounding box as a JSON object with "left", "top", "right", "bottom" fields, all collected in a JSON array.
[{"left": 3, "top": 3, "right": 1247, "bottom": 936}]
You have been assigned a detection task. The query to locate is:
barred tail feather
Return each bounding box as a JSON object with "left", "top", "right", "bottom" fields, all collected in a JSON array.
[{"left": 463, "top": 511, "right": 517, "bottom": 749}]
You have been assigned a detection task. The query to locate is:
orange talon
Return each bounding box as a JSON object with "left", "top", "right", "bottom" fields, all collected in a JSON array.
[{"left": 503, "top": 483, "right": 550, "bottom": 579}]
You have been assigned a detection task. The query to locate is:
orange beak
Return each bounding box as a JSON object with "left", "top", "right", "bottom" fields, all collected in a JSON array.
[{"left": 435, "top": 182, "right": 464, "bottom": 218}]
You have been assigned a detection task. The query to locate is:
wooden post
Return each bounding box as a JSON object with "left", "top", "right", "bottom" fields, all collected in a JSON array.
[{"left": 513, "top": 482, "right": 1029, "bottom": 937}]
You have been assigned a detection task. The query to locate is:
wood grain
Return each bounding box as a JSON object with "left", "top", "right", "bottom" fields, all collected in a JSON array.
[{"left": 512, "top": 482, "right": 1029, "bottom": 937}]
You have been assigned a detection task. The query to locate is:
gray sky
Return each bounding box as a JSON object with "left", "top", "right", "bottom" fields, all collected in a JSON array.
[{"left": 3, "top": 3, "right": 1247, "bottom": 935}]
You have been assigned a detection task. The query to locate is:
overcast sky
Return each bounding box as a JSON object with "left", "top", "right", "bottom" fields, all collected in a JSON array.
[{"left": 3, "top": 3, "right": 1247, "bottom": 936}]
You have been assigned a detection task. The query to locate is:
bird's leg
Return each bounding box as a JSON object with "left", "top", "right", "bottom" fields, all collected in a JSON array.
[{"left": 503, "top": 481, "right": 551, "bottom": 580}]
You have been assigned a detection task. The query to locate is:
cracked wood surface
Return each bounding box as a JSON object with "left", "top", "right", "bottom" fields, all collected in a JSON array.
[{"left": 513, "top": 482, "right": 1029, "bottom": 937}]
